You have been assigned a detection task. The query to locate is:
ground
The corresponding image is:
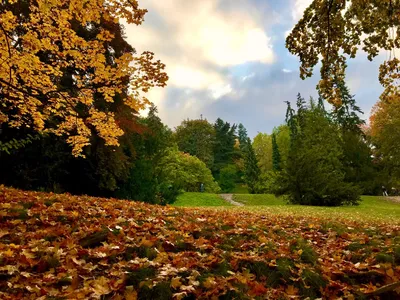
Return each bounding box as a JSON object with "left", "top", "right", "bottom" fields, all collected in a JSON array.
[{"left": 0, "top": 186, "right": 400, "bottom": 299}]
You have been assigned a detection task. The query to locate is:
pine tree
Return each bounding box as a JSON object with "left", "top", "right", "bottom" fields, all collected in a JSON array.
[
  {"left": 330, "top": 81, "right": 377, "bottom": 194},
  {"left": 277, "top": 96, "right": 360, "bottom": 206},
  {"left": 238, "top": 123, "right": 248, "bottom": 150},
  {"left": 244, "top": 138, "right": 260, "bottom": 194},
  {"left": 213, "top": 118, "right": 237, "bottom": 175},
  {"left": 272, "top": 133, "right": 281, "bottom": 171}
]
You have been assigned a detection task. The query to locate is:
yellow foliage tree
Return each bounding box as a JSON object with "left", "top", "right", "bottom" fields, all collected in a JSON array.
[
  {"left": 0, "top": 0, "right": 168, "bottom": 156},
  {"left": 286, "top": 0, "right": 400, "bottom": 106}
]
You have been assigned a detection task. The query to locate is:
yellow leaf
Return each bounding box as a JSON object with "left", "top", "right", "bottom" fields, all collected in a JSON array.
[
  {"left": 92, "top": 276, "right": 111, "bottom": 296},
  {"left": 170, "top": 277, "right": 182, "bottom": 289},
  {"left": 124, "top": 286, "right": 137, "bottom": 300},
  {"left": 202, "top": 276, "right": 216, "bottom": 289}
]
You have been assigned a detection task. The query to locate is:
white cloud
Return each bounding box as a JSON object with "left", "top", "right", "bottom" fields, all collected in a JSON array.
[
  {"left": 242, "top": 73, "right": 255, "bottom": 81},
  {"left": 282, "top": 68, "right": 293, "bottom": 73},
  {"left": 210, "top": 83, "right": 233, "bottom": 99},
  {"left": 292, "top": 0, "right": 313, "bottom": 21},
  {"left": 124, "top": 0, "right": 274, "bottom": 93}
]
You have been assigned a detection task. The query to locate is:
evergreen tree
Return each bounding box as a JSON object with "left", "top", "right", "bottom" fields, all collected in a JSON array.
[
  {"left": 238, "top": 123, "right": 249, "bottom": 150},
  {"left": 277, "top": 96, "right": 360, "bottom": 206},
  {"left": 330, "top": 81, "right": 378, "bottom": 194},
  {"left": 213, "top": 118, "right": 237, "bottom": 175},
  {"left": 244, "top": 138, "right": 260, "bottom": 194},
  {"left": 272, "top": 133, "right": 281, "bottom": 171}
]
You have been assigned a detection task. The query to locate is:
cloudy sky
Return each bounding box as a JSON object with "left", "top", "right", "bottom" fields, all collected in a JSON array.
[{"left": 125, "top": 0, "right": 385, "bottom": 137}]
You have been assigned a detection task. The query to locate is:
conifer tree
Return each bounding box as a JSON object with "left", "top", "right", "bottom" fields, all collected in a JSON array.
[{"left": 243, "top": 138, "right": 260, "bottom": 194}]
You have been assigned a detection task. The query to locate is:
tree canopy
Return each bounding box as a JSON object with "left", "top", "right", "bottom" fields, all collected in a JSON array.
[
  {"left": 286, "top": 0, "right": 400, "bottom": 105},
  {"left": 0, "top": 0, "right": 168, "bottom": 156}
]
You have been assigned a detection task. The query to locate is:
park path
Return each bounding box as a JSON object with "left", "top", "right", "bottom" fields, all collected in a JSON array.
[{"left": 219, "top": 194, "right": 244, "bottom": 206}]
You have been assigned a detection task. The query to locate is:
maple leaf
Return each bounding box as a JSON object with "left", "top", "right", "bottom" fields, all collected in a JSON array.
[{"left": 91, "top": 276, "right": 111, "bottom": 296}]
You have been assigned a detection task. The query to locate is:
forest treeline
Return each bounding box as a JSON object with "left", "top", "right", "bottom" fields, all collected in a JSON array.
[{"left": 1, "top": 82, "right": 397, "bottom": 206}]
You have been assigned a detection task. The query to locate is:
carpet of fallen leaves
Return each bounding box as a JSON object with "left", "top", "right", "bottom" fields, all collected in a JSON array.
[{"left": 0, "top": 186, "right": 400, "bottom": 299}]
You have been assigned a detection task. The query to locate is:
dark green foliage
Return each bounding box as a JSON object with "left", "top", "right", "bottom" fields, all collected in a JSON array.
[
  {"left": 218, "top": 164, "right": 237, "bottom": 192},
  {"left": 243, "top": 138, "right": 260, "bottom": 194},
  {"left": 272, "top": 133, "right": 281, "bottom": 171},
  {"left": 330, "top": 81, "right": 379, "bottom": 195},
  {"left": 174, "top": 119, "right": 216, "bottom": 169},
  {"left": 213, "top": 118, "right": 237, "bottom": 175},
  {"left": 238, "top": 123, "right": 248, "bottom": 151},
  {"left": 277, "top": 95, "right": 361, "bottom": 206}
]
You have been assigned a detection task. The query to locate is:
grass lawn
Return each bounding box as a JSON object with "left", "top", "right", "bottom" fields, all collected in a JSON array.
[
  {"left": 231, "top": 184, "right": 249, "bottom": 194},
  {"left": 173, "top": 192, "right": 232, "bottom": 207},
  {"left": 232, "top": 194, "right": 400, "bottom": 223}
]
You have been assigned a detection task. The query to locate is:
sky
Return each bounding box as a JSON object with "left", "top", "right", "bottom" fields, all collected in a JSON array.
[{"left": 124, "top": 0, "right": 386, "bottom": 137}]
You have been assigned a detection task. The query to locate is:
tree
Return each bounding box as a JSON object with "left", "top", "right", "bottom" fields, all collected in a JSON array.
[
  {"left": 272, "top": 125, "right": 290, "bottom": 169},
  {"left": 117, "top": 105, "right": 174, "bottom": 203},
  {"left": 286, "top": 0, "right": 400, "bottom": 105},
  {"left": 330, "top": 81, "right": 378, "bottom": 194},
  {"left": 0, "top": 0, "right": 168, "bottom": 156},
  {"left": 213, "top": 118, "right": 237, "bottom": 175},
  {"left": 272, "top": 133, "right": 281, "bottom": 171},
  {"left": 218, "top": 164, "right": 237, "bottom": 193},
  {"left": 277, "top": 96, "right": 360, "bottom": 206},
  {"left": 174, "top": 119, "right": 215, "bottom": 169},
  {"left": 0, "top": 14, "right": 151, "bottom": 195},
  {"left": 243, "top": 138, "right": 260, "bottom": 194},
  {"left": 252, "top": 133, "right": 272, "bottom": 174},
  {"left": 158, "top": 146, "right": 221, "bottom": 195},
  {"left": 370, "top": 97, "right": 400, "bottom": 186},
  {"left": 238, "top": 123, "right": 249, "bottom": 150}
]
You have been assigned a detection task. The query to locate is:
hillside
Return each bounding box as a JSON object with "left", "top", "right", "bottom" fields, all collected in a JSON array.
[{"left": 0, "top": 186, "right": 399, "bottom": 299}]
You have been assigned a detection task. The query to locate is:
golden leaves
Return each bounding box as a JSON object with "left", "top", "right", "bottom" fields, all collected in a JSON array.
[
  {"left": 0, "top": 0, "right": 168, "bottom": 156},
  {"left": 286, "top": 0, "right": 400, "bottom": 106},
  {"left": 0, "top": 186, "right": 400, "bottom": 299}
]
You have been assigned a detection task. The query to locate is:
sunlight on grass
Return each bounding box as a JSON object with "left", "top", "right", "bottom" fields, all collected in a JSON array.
[
  {"left": 231, "top": 194, "right": 400, "bottom": 223},
  {"left": 173, "top": 193, "right": 232, "bottom": 207},
  {"left": 175, "top": 193, "right": 400, "bottom": 223}
]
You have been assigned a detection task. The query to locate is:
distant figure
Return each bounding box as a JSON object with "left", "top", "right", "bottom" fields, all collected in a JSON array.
[
  {"left": 382, "top": 186, "right": 388, "bottom": 197},
  {"left": 200, "top": 183, "right": 204, "bottom": 193}
]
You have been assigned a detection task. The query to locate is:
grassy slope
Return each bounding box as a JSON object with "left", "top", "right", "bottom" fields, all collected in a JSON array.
[
  {"left": 173, "top": 192, "right": 232, "bottom": 207},
  {"left": 233, "top": 194, "right": 400, "bottom": 223},
  {"left": 1, "top": 186, "right": 400, "bottom": 299}
]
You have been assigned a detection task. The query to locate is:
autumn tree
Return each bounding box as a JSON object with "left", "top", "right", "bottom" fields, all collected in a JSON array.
[
  {"left": 174, "top": 119, "right": 216, "bottom": 169},
  {"left": 0, "top": 0, "right": 167, "bottom": 156},
  {"left": 277, "top": 95, "right": 360, "bottom": 206},
  {"left": 370, "top": 97, "right": 400, "bottom": 186},
  {"left": 252, "top": 133, "right": 272, "bottom": 174},
  {"left": 286, "top": 0, "right": 400, "bottom": 106},
  {"left": 0, "top": 12, "right": 150, "bottom": 195}
]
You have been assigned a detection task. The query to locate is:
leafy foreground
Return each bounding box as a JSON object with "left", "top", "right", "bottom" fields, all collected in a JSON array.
[{"left": 0, "top": 187, "right": 400, "bottom": 299}]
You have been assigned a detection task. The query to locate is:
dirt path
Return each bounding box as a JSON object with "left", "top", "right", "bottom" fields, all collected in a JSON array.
[
  {"left": 219, "top": 194, "right": 244, "bottom": 206},
  {"left": 387, "top": 196, "right": 400, "bottom": 204}
]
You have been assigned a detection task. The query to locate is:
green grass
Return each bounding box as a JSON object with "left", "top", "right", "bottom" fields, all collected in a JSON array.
[
  {"left": 173, "top": 193, "right": 232, "bottom": 207},
  {"left": 173, "top": 193, "right": 400, "bottom": 223},
  {"left": 232, "top": 194, "right": 400, "bottom": 223},
  {"left": 232, "top": 194, "right": 284, "bottom": 206},
  {"left": 231, "top": 184, "right": 249, "bottom": 194}
]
